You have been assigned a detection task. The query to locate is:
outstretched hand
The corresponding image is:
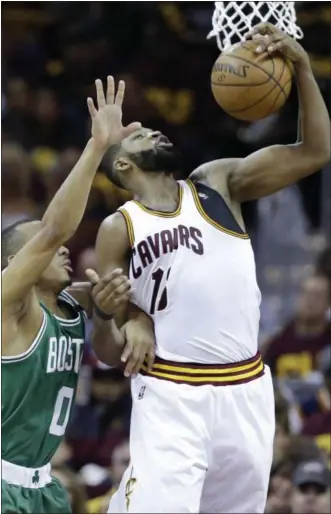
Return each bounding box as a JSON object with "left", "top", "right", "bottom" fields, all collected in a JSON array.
[
  {"left": 86, "top": 268, "right": 131, "bottom": 318},
  {"left": 87, "top": 76, "right": 141, "bottom": 151},
  {"left": 245, "top": 23, "right": 309, "bottom": 69}
]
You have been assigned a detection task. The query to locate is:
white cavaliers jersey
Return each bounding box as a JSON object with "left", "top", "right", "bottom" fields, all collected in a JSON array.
[{"left": 119, "top": 180, "right": 261, "bottom": 364}]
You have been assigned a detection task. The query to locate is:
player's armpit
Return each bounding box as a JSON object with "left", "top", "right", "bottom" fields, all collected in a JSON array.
[{"left": 227, "top": 143, "right": 329, "bottom": 203}]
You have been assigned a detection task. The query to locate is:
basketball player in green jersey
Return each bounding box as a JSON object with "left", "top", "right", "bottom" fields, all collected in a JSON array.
[{"left": 1, "top": 77, "right": 151, "bottom": 514}]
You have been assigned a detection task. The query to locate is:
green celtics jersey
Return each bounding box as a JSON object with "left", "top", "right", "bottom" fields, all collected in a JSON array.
[{"left": 1, "top": 290, "right": 87, "bottom": 468}]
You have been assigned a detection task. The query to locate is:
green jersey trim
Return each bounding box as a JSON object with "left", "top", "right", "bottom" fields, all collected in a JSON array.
[
  {"left": 61, "top": 289, "right": 88, "bottom": 318},
  {"left": 55, "top": 290, "right": 87, "bottom": 326},
  {"left": 2, "top": 309, "right": 47, "bottom": 364}
]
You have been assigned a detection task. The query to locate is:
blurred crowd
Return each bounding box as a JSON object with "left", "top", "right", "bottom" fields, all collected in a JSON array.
[{"left": 2, "top": 2, "right": 330, "bottom": 513}]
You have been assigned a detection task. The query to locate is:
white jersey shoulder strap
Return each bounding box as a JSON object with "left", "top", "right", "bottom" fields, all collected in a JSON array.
[{"left": 118, "top": 181, "right": 194, "bottom": 246}]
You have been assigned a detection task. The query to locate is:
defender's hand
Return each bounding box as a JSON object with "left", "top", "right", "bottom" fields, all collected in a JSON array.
[
  {"left": 87, "top": 76, "right": 141, "bottom": 151},
  {"left": 86, "top": 268, "right": 131, "bottom": 317},
  {"left": 121, "top": 318, "right": 155, "bottom": 378},
  {"left": 245, "top": 23, "right": 309, "bottom": 68}
]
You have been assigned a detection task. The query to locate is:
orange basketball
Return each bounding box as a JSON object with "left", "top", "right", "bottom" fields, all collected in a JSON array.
[{"left": 211, "top": 40, "right": 293, "bottom": 121}]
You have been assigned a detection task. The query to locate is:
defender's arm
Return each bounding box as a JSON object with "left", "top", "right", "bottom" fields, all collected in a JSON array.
[{"left": 2, "top": 139, "right": 104, "bottom": 312}]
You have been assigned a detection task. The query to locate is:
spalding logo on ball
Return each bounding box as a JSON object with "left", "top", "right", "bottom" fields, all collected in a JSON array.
[{"left": 211, "top": 40, "right": 294, "bottom": 121}]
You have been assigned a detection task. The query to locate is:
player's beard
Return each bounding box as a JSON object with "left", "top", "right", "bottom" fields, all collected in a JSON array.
[{"left": 128, "top": 146, "right": 182, "bottom": 175}]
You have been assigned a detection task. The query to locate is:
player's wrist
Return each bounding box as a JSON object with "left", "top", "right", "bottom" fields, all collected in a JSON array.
[
  {"left": 93, "top": 303, "right": 114, "bottom": 321},
  {"left": 88, "top": 137, "right": 109, "bottom": 157},
  {"left": 295, "top": 54, "right": 312, "bottom": 74}
]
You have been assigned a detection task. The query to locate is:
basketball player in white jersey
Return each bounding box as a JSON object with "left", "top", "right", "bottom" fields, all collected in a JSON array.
[{"left": 91, "top": 24, "right": 330, "bottom": 513}]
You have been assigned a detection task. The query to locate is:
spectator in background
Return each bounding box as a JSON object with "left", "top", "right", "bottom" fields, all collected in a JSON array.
[
  {"left": 29, "top": 88, "right": 67, "bottom": 150},
  {"left": 266, "top": 460, "right": 294, "bottom": 513},
  {"left": 301, "top": 398, "right": 331, "bottom": 464},
  {"left": 1, "top": 142, "right": 38, "bottom": 229},
  {"left": 265, "top": 437, "right": 328, "bottom": 513},
  {"left": 290, "top": 461, "right": 330, "bottom": 514},
  {"left": 2, "top": 78, "right": 33, "bottom": 147},
  {"left": 264, "top": 274, "right": 330, "bottom": 378}
]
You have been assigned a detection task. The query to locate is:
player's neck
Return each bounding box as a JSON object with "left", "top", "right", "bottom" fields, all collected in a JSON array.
[
  {"left": 134, "top": 174, "right": 179, "bottom": 212},
  {"left": 35, "top": 288, "right": 60, "bottom": 313}
]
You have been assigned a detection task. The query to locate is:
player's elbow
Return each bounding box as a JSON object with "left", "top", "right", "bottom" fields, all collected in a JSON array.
[
  {"left": 294, "top": 143, "right": 330, "bottom": 175},
  {"left": 319, "top": 143, "right": 331, "bottom": 167},
  {"left": 306, "top": 148, "right": 330, "bottom": 171},
  {"left": 304, "top": 138, "right": 331, "bottom": 169}
]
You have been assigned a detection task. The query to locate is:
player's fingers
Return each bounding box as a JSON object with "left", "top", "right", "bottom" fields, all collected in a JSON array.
[
  {"left": 95, "top": 269, "right": 126, "bottom": 291},
  {"left": 254, "top": 23, "right": 276, "bottom": 36},
  {"left": 147, "top": 346, "right": 155, "bottom": 371},
  {"left": 97, "top": 281, "right": 131, "bottom": 307},
  {"left": 87, "top": 97, "right": 97, "bottom": 118},
  {"left": 112, "top": 292, "right": 131, "bottom": 309},
  {"left": 115, "top": 80, "right": 125, "bottom": 106},
  {"left": 132, "top": 352, "right": 145, "bottom": 376},
  {"left": 85, "top": 268, "right": 100, "bottom": 285},
  {"left": 100, "top": 274, "right": 129, "bottom": 293},
  {"left": 254, "top": 34, "right": 284, "bottom": 54},
  {"left": 91, "top": 273, "right": 126, "bottom": 300},
  {"left": 106, "top": 75, "right": 115, "bottom": 105},
  {"left": 122, "top": 122, "right": 142, "bottom": 138},
  {"left": 121, "top": 339, "right": 133, "bottom": 364},
  {"left": 95, "top": 78, "right": 106, "bottom": 108},
  {"left": 124, "top": 348, "right": 139, "bottom": 377},
  {"left": 245, "top": 22, "right": 276, "bottom": 40},
  {"left": 114, "top": 282, "right": 132, "bottom": 296},
  {"left": 108, "top": 268, "right": 125, "bottom": 279}
]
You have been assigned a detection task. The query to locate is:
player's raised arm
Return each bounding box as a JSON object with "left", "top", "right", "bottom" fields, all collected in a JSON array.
[
  {"left": 228, "top": 25, "right": 330, "bottom": 202},
  {"left": 2, "top": 77, "right": 140, "bottom": 310},
  {"left": 195, "top": 24, "right": 330, "bottom": 203}
]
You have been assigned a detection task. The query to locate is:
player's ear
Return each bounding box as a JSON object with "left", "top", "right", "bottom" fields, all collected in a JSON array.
[
  {"left": 7, "top": 255, "right": 15, "bottom": 265},
  {"left": 114, "top": 157, "right": 132, "bottom": 172}
]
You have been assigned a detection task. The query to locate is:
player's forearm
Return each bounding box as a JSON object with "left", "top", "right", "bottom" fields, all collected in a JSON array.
[
  {"left": 91, "top": 315, "right": 125, "bottom": 366},
  {"left": 296, "top": 60, "right": 330, "bottom": 163},
  {"left": 42, "top": 139, "right": 105, "bottom": 241}
]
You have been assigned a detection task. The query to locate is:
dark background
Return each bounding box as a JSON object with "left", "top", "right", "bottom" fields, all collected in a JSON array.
[{"left": 2, "top": 2, "right": 330, "bottom": 513}]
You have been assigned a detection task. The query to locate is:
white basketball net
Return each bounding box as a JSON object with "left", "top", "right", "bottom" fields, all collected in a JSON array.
[{"left": 208, "top": 1, "right": 304, "bottom": 51}]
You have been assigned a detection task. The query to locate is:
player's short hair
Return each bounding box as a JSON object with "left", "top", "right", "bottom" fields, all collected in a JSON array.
[
  {"left": 104, "top": 143, "right": 126, "bottom": 189},
  {"left": 1, "top": 219, "right": 36, "bottom": 271}
]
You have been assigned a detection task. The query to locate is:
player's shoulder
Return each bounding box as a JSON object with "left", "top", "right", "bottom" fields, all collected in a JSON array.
[
  {"left": 189, "top": 158, "right": 240, "bottom": 198},
  {"left": 190, "top": 158, "right": 239, "bottom": 186},
  {"left": 98, "top": 211, "right": 127, "bottom": 237},
  {"left": 96, "top": 212, "right": 131, "bottom": 253}
]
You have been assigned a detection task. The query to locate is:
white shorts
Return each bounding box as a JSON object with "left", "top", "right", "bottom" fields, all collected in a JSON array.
[{"left": 108, "top": 355, "right": 275, "bottom": 513}]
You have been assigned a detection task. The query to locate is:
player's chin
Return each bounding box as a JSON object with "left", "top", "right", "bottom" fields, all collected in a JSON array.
[{"left": 59, "top": 268, "right": 73, "bottom": 287}]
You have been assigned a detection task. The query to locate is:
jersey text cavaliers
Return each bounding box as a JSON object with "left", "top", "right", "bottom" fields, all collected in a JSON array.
[{"left": 131, "top": 224, "right": 204, "bottom": 278}]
